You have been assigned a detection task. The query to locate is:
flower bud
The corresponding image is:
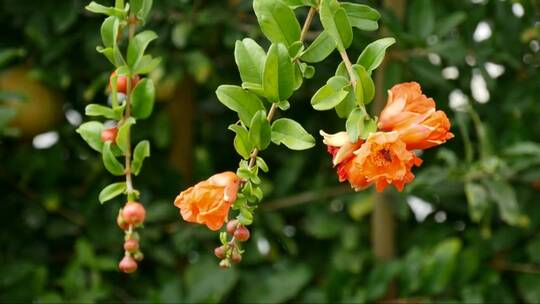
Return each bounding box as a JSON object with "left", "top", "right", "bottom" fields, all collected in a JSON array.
[
  {"left": 226, "top": 220, "right": 239, "bottom": 235},
  {"left": 214, "top": 245, "right": 227, "bottom": 259},
  {"left": 117, "top": 209, "right": 129, "bottom": 230},
  {"left": 124, "top": 239, "right": 139, "bottom": 253},
  {"left": 133, "top": 251, "right": 144, "bottom": 262},
  {"left": 231, "top": 250, "right": 242, "bottom": 264},
  {"left": 110, "top": 70, "right": 140, "bottom": 94},
  {"left": 122, "top": 202, "right": 146, "bottom": 226},
  {"left": 234, "top": 225, "right": 250, "bottom": 242},
  {"left": 118, "top": 255, "right": 138, "bottom": 273},
  {"left": 219, "top": 259, "right": 231, "bottom": 269},
  {"left": 101, "top": 127, "right": 118, "bottom": 143}
]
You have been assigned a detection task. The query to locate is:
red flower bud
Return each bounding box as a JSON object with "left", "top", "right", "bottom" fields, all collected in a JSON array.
[
  {"left": 234, "top": 225, "right": 250, "bottom": 242},
  {"left": 124, "top": 239, "right": 139, "bottom": 253},
  {"left": 110, "top": 70, "right": 140, "bottom": 94},
  {"left": 226, "top": 219, "right": 239, "bottom": 235},
  {"left": 118, "top": 255, "right": 138, "bottom": 273},
  {"left": 214, "top": 245, "right": 227, "bottom": 259},
  {"left": 101, "top": 127, "right": 118, "bottom": 143},
  {"left": 122, "top": 202, "right": 146, "bottom": 226}
]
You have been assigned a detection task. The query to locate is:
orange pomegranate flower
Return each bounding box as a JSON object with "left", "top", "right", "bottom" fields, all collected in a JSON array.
[
  {"left": 351, "top": 132, "right": 423, "bottom": 192},
  {"left": 378, "top": 82, "right": 454, "bottom": 150},
  {"left": 174, "top": 171, "right": 240, "bottom": 231},
  {"left": 320, "top": 131, "right": 363, "bottom": 182}
]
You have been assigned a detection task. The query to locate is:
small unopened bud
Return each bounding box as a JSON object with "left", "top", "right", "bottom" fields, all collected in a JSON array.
[
  {"left": 231, "top": 250, "right": 242, "bottom": 264},
  {"left": 122, "top": 201, "right": 146, "bottom": 226},
  {"left": 101, "top": 127, "right": 118, "bottom": 143},
  {"left": 234, "top": 225, "right": 250, "bottom": 242},
  {"left": 219, "top": 259, "right": 231, "bottom": 269},
  {"left": 117, "top": 209, "right": 128, "bottom": 230},
  {"left": 124, "top": 239, "right": 139, "bottom": 253},
  {"left": 226, "top": 220, "right": 239, "bottom": 235},
  {"left": 133, "top": 251, "right": 144, "bottom": 262},
  {"left": 214, "top": 245, "right": 227, "bottom": 259},
  {"left": 119, "top": 255, "right": 138, "bottom": 273}
]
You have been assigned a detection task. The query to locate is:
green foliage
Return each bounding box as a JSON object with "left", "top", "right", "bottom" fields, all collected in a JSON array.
[{"left": 2, "top": 0, "right": 540, "bottom": 303}]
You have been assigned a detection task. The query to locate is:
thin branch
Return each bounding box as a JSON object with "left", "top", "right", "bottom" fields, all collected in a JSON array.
[
  {"left": 263, "top": 184, "right": 352, "bottom": 210},
  {"left": 247, "top": 6, "right": 318, "bottom": 169},
  {"left": 124, "top": 14, "right": 137, "bottom": 199}
]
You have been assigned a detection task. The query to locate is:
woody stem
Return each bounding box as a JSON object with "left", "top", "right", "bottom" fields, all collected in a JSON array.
[{"left": 247, "top": 7, "right": 317, "bottom": 169}]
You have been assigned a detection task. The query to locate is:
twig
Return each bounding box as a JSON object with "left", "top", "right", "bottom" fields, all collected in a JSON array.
[
  {"left": 247, "top": 6, "right": 318, "bottom": 169},
  {"left": 263, "top": 184, "right": 352, "bottom": 210}
]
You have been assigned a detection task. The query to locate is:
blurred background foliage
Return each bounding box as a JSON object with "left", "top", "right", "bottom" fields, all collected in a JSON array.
[{"left": 1, "top": 0, "right": 540, "bottom": 302}]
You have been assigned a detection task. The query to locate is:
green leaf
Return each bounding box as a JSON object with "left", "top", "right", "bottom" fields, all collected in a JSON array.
[
  {"left": 127, "top": 30, "right": 158, "bottom": 69},
  {"left": 98, "top": 182, "right": 126, "bottom": 204},
  {"left": 132, "top": 140, "right": 150, "bottom": 176},
  {"left": 229, "top": 124, "right": 253, "bottom": 159},
  {"left": 100, "top": 16, "right": 119, "bottom": 48},
  {"left": 86, "top": 2, "right": 126, "bottom": 18},
  {"left": 85, "top": 104, "right": 119, "bottom": 120},
  {"left": 435, "top": 12, "right": 467, "bottom": 37},
  {"left": 234, "top": 38, "right": 266, "bottom": 85},
  {"left": 356, "top": 37, "right": 396, "bottom": 73},
  {"left": 102, "top": 142, "right": 125, "bottom": 176},
  {"left": 131, "top": 0, "right": 153, "bottom": 22},
  {"left": 464, "top": 182, "right": 489, "bottom": 222},
  {"left": 238, "top": 208, "right": 254, "bottom": 225},
  {"left": 288, "top": 41, "right": 305, "bottom": 59},
  {"left": 253, "top": 0, "right": 302, "bottom": 47},
  {"left": 320, "top": 0, "right": 353, "bottom": 52},
  {"left": 341, "top": 2, "right": 380, "bottom": 31},
  {"left": 281, "top": 0, "right": 317, "bottom": 8},
  {"left": 300, "top": 31, "right": 336, "bottom": 63},
  {"left": 271, "top": 118, "right": 315, "bottom": 150},
  {"left": 249, "top": 110, "right": 271, "bottom": 150},
  {"left": 96, "top": 46, "right": 125, "bottom": 67},
  {"left": 345, "top": 108, "right": 366, "bottom": 143},
  {"left": 263, "top": 43, "right": 295, "bottom": 102},
  {"left": 216, "top": 85, "right": 265, "bottom": 126},
  {"left": 483, "top": 179, "right": 521, "bottom": 225},
  {"left": 131, "top": 78, "right": 155, "bottom": 119},
  {"left": 422, "top": 238, "right": 462, "bottom": 294},
  {"left": 76, "top": 121, "right": 105, "bottom": 152},
  {"left": 335, "top": 91, "right": 356, "bottom": 118},
  {"left": 134, "top": 55, "right": 161, "bottom": 74},
  {"left": 408, "top": 0, "right": 435, "bottom": 39},
  {"left": 256, "top": 157, "right": 269, "bottom": 172},
  {"left": 311, "top": 76, "right": 350, "bottom": 111},
  {"left": 366, "top": 261, "right": 401, "bottom": 301},
  {"left": 360, "top": 118, "right": 377, "bottom": 139},
  {"left": 352, "top": 64, "right": 375, "bottom": 105}
]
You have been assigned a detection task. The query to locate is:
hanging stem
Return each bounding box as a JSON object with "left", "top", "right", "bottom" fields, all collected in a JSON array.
[
  {"left": 247, "top": 6, "right": 317, "bottom": 169},
  {"left": 124, "top": 14, "right": 137, "bottom": 200}
]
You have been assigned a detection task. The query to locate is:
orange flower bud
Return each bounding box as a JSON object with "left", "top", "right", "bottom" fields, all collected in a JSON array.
[{"left": 174, "top": 171, "right": 240, "bottom": 231}]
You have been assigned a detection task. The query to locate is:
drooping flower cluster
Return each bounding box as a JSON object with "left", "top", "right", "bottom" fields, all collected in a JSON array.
[{"left": 322, "top": 82, "right": 453, "bottom": 192}]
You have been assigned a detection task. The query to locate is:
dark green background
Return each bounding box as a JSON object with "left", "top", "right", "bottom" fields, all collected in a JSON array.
[{"left": 1, "top": 0, "right": 540, "bottom": 302}]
